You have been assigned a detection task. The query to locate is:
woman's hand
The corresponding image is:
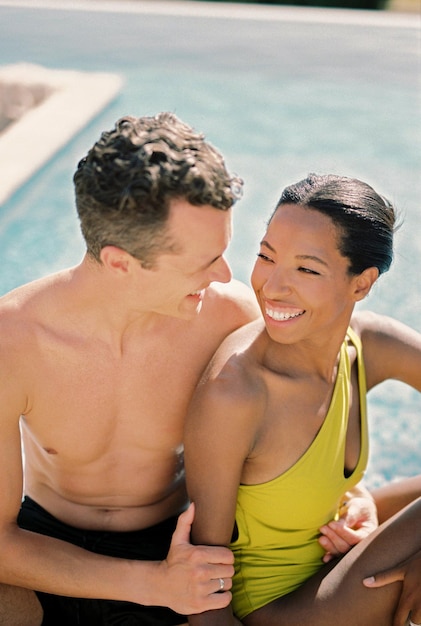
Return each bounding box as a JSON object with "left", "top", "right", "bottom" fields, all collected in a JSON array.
[
  {"left": 319, "top": 487, "right": 378, "bottom": 563},
  {"left": 363, "top": 549, "right": 421, "bottom": 626}
]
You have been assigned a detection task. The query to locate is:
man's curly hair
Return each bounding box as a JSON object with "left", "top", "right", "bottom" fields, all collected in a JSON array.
[{"left": 73, "top": 112, "right": 242, "bottom": 268}]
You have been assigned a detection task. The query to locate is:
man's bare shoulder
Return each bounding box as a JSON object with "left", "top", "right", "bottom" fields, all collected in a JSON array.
[
  {"left": 202, "top": 278, "right": 260, "bottom": 327},
  {"left": 0, "top": 271, "right": 67, "bottom": 318},
  {"left": 0, "top": 271, "right": 73, "bottom": 351},
  {"left": 0, "top": 273, "right": 72, "bottom": 415}
]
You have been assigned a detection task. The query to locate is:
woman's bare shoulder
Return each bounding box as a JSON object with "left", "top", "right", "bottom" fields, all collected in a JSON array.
[{"left": 195, "top": 318, "right": 267, "bottom": 418}]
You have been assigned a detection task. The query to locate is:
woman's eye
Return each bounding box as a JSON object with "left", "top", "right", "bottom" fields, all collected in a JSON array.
[{"left": 299, "top": 266, "right": 320, "bottom": 275}]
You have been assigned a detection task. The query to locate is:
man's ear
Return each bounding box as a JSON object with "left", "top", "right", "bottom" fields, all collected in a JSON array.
[
  {"left": 100, "top": 246, "right": 131, "bottom": 274},
  {"left": 353, "top": 266, "right": 379, "bottom": 302}
]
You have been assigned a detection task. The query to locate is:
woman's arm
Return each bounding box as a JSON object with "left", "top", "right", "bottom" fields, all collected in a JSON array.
[
  {"left": 352, "top": 311, "right": 421, "bottom": 391},
  {"left": 371, "top": 475, "right": 421, "bottom": 524},
  {"left": 185, "top": 358, "right": 260, "bottom": 626},
  {"left": 319, "top": 483, "right": 378, "bottom": 562}
]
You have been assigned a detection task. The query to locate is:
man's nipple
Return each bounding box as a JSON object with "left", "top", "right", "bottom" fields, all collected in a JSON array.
[{"left": 43, "top": 447, "right": 58, "bottom": 455}]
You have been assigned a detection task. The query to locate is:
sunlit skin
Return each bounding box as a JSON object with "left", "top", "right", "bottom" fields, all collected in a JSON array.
[
  {"left": 251, "top": 204, "right": 369, "bottom": 359},
  {"left": 20, "top": 201, "right": 235, "bottom": 531},
  {"left": 186, "top": 202, "right": 421, "bottom": 626},
  {"left": 0, "top": 198, "right": 260, "bottom": 618},
  {"left": 136, "top": 199, "right": 233, "bottom": 320}
]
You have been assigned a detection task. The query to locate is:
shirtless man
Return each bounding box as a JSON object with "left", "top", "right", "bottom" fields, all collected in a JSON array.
[{"left": 0, "top": 113, "right": 260, "bottom": 626}]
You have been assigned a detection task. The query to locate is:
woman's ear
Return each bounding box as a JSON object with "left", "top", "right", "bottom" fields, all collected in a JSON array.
[{"left": 352, "top": 266, "right": 379, "bottom": 301}]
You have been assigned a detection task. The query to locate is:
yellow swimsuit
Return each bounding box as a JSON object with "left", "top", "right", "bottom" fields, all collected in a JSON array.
[{"left": 230, "top": 328, "right": 368, "bottom": 619}]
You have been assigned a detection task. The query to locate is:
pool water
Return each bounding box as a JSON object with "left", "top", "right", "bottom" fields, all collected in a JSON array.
[{"left": 0, "top": 0, "right": 420, "bottom": 487}]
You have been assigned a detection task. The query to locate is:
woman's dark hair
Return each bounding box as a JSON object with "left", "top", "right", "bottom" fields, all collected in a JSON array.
[{"left": 272, "top": 173, "right": 397, "bottom": 275}]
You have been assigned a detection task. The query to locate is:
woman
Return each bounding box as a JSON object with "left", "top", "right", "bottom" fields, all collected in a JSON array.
[{"left": 185, "top": 174, "right": 421, "bottom": 626}]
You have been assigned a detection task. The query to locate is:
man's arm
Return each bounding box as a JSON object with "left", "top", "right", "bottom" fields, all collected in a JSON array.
[
  {"left": 0, "top": 404, "right": 233, "bottom": 614},
  {"left": 1, "top": 481, "right": 234, "bottom": 614}
]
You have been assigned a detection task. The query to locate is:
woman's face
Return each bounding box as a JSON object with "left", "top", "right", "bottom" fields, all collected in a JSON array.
[{"left": 251, "top": 203, "right": 361, "bottom": 345}]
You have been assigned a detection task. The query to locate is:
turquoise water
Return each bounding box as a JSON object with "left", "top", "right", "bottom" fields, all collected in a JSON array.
[{"left": 0, "top": 1, "right": 420, "bottom": 487}]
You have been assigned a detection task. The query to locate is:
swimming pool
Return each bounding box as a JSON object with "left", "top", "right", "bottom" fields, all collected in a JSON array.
[{"left": 0, "top": 0, "right": 420, "bottom": 487}]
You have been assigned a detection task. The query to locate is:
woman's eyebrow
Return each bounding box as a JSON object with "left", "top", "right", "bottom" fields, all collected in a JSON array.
[
  {"left": 260, "top": 240, "right": 328, "bottom": 268},
  {"left": 297, "top": 254, "right": 329, "bottom": 268}
]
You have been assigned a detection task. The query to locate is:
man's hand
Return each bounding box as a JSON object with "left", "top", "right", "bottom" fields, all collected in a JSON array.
[
  {"left": 159, "top": 503, "right": 234, "bottom": 615},
  {"left": 319, "top": 488, "right": 378, "bottom": 563},
  {"left": 363, "top": 550, "right": 421, "bottom": 626}
]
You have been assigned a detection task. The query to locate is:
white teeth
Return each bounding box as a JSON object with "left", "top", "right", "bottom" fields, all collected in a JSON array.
[{"left": 265, "top": 308, "right": 304, "bottom": 321}]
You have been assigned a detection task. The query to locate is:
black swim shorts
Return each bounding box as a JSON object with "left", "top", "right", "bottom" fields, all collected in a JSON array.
[{"left": 18, "top": 496, "right": 186, "bottom": 626}]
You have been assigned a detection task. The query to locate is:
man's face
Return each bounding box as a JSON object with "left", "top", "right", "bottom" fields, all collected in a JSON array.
[{"left": 141, "top": 199, "right": 233, "bottom": 319}]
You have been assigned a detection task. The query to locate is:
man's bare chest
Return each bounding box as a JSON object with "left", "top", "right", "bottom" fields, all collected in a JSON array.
[{"left": 23, "top": 340, "right": 205, "bottom": 460}]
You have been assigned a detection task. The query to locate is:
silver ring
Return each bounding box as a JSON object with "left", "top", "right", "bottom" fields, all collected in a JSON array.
[{"left": 219, "top": 577, "right": 225, "bottom": 591}]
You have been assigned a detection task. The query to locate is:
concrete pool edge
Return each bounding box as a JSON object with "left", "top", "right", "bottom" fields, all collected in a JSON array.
[
  {"left": 0, "top": 1, "right": 416, "bottom": 205},
  {"left": 0, "top": 64, "right": 123, "bottom": 206}
]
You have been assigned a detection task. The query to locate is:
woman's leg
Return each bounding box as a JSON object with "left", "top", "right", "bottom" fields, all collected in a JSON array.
[{"left": 244, "top": 498, "right": 421, "bottom": 626}]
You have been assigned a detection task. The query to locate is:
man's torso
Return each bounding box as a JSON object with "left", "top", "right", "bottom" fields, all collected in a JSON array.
[{"left": 3, "top": 273, "right": 253, "bottom": 531}]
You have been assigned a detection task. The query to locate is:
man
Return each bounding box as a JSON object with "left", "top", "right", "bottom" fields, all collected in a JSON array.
[{"left": 0, "top": 113, "right": 260, "bottom": 625}]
